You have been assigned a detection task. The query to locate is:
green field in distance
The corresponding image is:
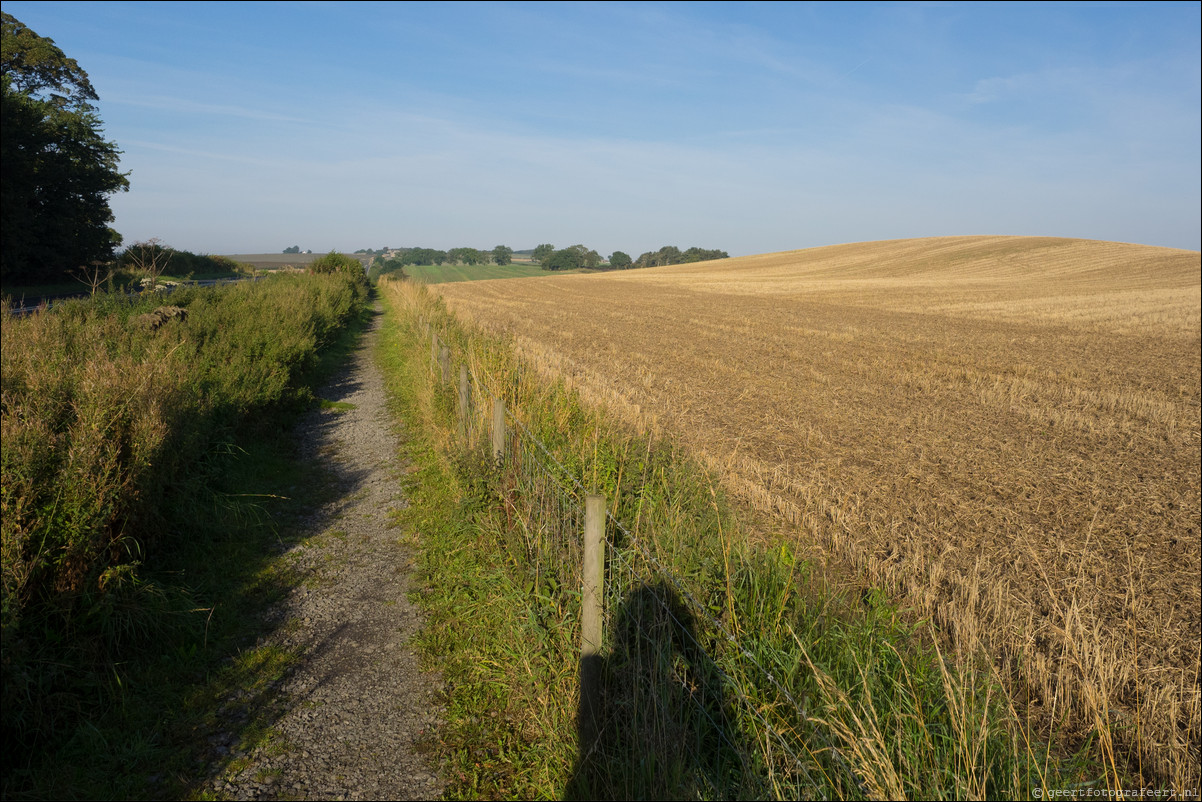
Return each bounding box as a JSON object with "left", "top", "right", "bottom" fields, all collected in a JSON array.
[{"left": 402, "top": 263, "right": 581, "bottom": 283}]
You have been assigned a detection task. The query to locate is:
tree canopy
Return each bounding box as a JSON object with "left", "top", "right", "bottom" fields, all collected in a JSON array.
[
  {"left": 528, "top": 243, "right": 726, "bottom": 271},
  {"left": 1, "top": 12, "right": 97, "bottom": 109},
  {"left": 539, "top": 244, "right": 601, "bottom": 271},
  {"left": 1, "top": 13, "right": 129, "bottom": 284},
  {"left": 541, "top": 248, "right": 581, "bottom": 271},
  {"left": 447, "top": 247, "right": 484, "bottom": 265},
  {"left": 388, "top": 247, "right": 447, "bottom": 266},
  {"left": 492, "top": 245, "right": 513, "bottom": 265},
  {"left": 632, "top": 246, "right": 729, "bottom": 268}
]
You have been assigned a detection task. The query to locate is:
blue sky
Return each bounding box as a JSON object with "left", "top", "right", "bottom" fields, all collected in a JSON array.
[{"left": 6, "top": 1, "right": 1200, "bottom": 256}]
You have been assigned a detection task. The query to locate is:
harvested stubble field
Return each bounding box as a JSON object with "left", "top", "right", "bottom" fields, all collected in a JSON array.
[{"left": 432, "top": 236, "right": 1201, "bottom": 789}]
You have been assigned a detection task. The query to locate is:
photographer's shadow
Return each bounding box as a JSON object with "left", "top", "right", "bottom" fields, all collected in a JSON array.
[{"left": 567, "top": 580, "right": 748, "bottom": 800}]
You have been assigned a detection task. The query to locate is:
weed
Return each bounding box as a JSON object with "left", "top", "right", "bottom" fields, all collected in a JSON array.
[
  {"left": 1, "top": 271, "right": 370, "bottom": 798},
  {"left": 319, "top": 399, "right": 357, "bottom": 413}
]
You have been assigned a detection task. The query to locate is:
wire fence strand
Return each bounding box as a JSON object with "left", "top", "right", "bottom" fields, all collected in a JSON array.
[{"left": 423, "top": 321, "right": 856, "bottom": 799}]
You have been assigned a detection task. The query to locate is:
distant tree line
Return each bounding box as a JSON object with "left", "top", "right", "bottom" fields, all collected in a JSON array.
[
  {"left": 355, "top": 242, "right": 728, "bottom": 274},
  {"left": 631, "top": 246, "right": 729, "bottom": 268},
  {"left": 531, "top": 243, "right": 602, "bottom": 271},
  {"left": 531, "top": 243, "right": 728, "bottom": 271},
  {"left": 363, "top": 245, "right": 515, "bottom": 266}
]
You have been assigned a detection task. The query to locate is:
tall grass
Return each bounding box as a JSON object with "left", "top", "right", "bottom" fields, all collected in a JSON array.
[
  {"left": 380, "top": 276, "right": 1096, "bottom": 799},
  {"left": 1, "top": 271, "right": 368, "bottom": 763}
]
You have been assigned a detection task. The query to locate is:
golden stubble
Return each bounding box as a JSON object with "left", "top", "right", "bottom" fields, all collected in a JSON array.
[{"left": 432, "top": 236, "right": 1201, "bottom": 788}]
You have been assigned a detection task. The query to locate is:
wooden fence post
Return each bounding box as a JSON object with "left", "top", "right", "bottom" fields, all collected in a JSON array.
[
  {"left": 491, "top": 398, "right": 506, "bottom": 467},
  {"left": 579, "top": 494, "right": 607, "bottom": 754},
  {"left": 458, "top": 365, "right": 469, "bottom": 438},
  {"left": 430, "top": 332, "right": 439, "bottom": 368},
  {"left": 581, "top": 495, "right": 606, "bottom": 655},
  {"left": 439, "top": 345, "right": 451, "bottom": 385},
  {"left": 488, "top": 399, "right": 507, "bottom": 466}
]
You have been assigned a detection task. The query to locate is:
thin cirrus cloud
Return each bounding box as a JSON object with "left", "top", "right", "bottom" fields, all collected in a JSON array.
[{"left": 108, "top": 94, "right": 312, "bottom": 126}]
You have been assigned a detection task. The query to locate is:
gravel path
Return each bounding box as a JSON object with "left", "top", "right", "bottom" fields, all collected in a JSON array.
[{"left": 200, "top": 306, "right": 445, "bottom": 801}]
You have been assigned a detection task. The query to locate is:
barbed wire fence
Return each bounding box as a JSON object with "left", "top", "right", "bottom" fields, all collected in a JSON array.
[{"left": 420, "top": 316, "right": 860, "bottom": 799}]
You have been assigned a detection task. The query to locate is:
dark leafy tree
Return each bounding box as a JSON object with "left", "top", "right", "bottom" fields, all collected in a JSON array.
[
  {"left": 397, "top": 247, "right": 447, "bottom": 266},
  {"left": 681, "top": 246, "right": 729, "bottom": 263},
  {"left": 447, "top": 247, "right": 484, "bottom": 265},
  {"left": 655, "top": 245, "right": 682, "bottom": 266},
  {"left": 567, "top": 244, "right": 601, "bottom": 269},
  {"left": 633, "top": 246, "right": 728, "bottom": 269},
  {"left": 609, "top": 251, "right": 632, "bottom": 269},
  {"left": 492, "top": 245, "right": 513, "bottom": 265},
  {"left": 531, "top": 243, "right": 555, "bottom": 264},
  {"left": 1, "top": 13, "right": 129, "bottom": 284},
  {"left": 543, "top": 247, "right": 583, "bottom": 271},
  {"left": 1, "top": 12, "right": 97, "bottom": 106}
]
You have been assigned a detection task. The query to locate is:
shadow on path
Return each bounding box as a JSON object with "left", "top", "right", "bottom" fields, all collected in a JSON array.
[{"left": 188, "top": 302, "right": 443, "bottom": 800}]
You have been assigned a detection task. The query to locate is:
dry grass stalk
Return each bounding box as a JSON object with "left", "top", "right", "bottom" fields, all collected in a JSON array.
[{"left": 432, "top": 236, "right": 1201, "bottom": 788}]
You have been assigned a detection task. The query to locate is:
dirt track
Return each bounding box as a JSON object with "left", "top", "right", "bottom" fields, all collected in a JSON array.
[{"left": 197, "top": 306, "right": 444, "bottom": 800}]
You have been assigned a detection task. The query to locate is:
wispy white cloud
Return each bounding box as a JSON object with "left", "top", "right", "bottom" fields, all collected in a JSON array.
[
  {"left": 965, "top": 75, "right": 1024, "bottom": 105},
  {"left": 108, "top": 94, "right": 310, "bottom": 125},
  {"left": 119, "top": 138, "right": 294, "bottom": 165}
]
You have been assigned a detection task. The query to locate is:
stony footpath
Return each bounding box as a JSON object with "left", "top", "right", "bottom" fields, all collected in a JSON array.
[{"left": 198, "top": 307, "right": 444, "bottom": 801}]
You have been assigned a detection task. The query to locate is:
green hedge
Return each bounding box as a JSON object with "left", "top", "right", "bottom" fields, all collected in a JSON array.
[{"left": 1, "top": 271, "right": 368, "bottom": 751}]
